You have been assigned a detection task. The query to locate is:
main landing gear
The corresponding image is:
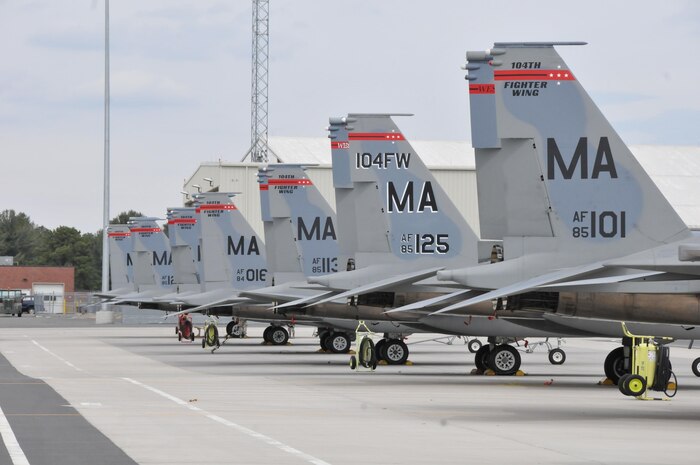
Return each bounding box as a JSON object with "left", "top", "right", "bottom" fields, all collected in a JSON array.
[
  {"left": 318, "top": 330, "right": 353, "bottom": 354},
  {"left": 474, "top": 343, "right": 522, "bottom": 376},
  {"left": 375, "top": 337, "right": 409, "bottom": 365},
  {"left": 263, "top": 325, "right": 290, "bottom": 345}
]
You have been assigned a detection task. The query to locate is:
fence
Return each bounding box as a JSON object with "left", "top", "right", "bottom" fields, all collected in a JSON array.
[{"left": 32, "top": 292, "right": 102, "bottom": 314}]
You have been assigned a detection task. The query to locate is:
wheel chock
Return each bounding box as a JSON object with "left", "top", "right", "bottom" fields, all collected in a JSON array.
[
  {"left": 316, "top": 349, "right": 328, "bottom": 353},
  {"left": 515, "top": 370, "right": 526, "bottom": 376},
  {"left": 667, "top": 382, "right": 677, "bottom": 390},
  {"left": 470, "top": 368, "right": 484, "bottom": 375},
  {"left": 597, "top": 378, "right": 616, "bottom": 386},
  {"left": 378, "top": 360, "right": 388, "bottom": 365},
  {"left": 348, "top": 350, "right": 356, "bottom": 355},
  {"left": 404, "top": 360, "right": 413, "bottom": 366},
  {"left": 484, "top": 369, "right": 496, "bottom": 376}
]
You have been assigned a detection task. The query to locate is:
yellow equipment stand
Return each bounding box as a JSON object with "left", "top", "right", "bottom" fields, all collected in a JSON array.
[
  {"left": 618, "top": 323, "right": 676, "bottom": 400},
  {"left": 349, "top": 321, "right": 377, "bottom": 372}
]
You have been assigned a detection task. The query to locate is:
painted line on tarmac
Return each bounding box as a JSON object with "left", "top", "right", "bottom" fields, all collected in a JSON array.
[
  {"left": 31, "top": 341, "right": 83, "bottom": 372},
  {"left": 122, "top": 377, "right": 331, "bottom": 465},
  {"left": 0, "top": 405, "right": 31, "bottom": 465}
]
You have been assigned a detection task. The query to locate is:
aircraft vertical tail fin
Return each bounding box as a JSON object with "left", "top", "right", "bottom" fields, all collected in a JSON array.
[
  {"left": 166, "top": 208, "right": 202, "bottom": 289},
  {"left": 260, "top": 164, "right": 339, "bottom": 281},
  {"left": 107, "top": 224, "right": 133, "bottom": 291},
  {"left": 328, "top": 113, "right": 480, "bottom": 269},
  {"left": 128, "top": 217, "right": 173, "bottom": 289},
  {"left": 464, "top": 42, "right": 690, "bottom": 263},
  {"left": 195, "top": 192, "right": 267, "bottom": 290}
]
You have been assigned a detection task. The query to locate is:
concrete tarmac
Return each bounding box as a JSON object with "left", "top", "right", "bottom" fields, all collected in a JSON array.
[{"left": 1, "top": 316, "right": 700, "bottom": 464}]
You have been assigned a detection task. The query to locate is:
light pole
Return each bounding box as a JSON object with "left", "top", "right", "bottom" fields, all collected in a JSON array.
[{"left": 101, "top": 0, "right": 110, "bottom": 294}]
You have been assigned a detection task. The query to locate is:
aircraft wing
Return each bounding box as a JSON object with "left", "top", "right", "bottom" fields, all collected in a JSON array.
[
  {"left": 163, "top": 297, "right": 251, "bottom": 319},
  {"left": 429, "top": 263, "right": 605, "bottom": 315},
  {"left": 306, "top": 267, "right": 445, "bottom": 307}
]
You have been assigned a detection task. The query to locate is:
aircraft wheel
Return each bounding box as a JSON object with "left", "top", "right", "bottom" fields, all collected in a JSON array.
[
  {"left": 263, "top": 326, "right": 273, "bottom": 343},
  {"left": 474, "top": 345, "right": 491, "bottom": 371},
  {"left": 375, "top": 339, "right": 388, "bottom": 361},
  {"left": 692, "top": 357, "right": 700, "bottom": 377},
  {"left": 175, "top": 327, "right": 179, "bottom": 335},
  {"left": 318, "top": 331, "right": 330, "bottom": 350},
  {"left": 17, "top": 310, "right": 22, "bottom": 318},
  {"left": 358, "top": 337, "right": 377, "bottom": 369},
  {"left": 548, "top": 348, "right": 566, "bottom": 365},
  {"left": 604, "top": 346, "right": 627, "bottom": 384},
  {"left": 349, "top": 355, "right": 357, "bottom": 370},
  {"left": 226, "top": 320, "right": 245, "bottom": 337},
  {"left": 269, "top": 326, "right": 289, "bottom": 345},
  {"left": 383, "top": 339, "right": 409, "bottom": 365},
  {"left": 201, "top": 339, "right": 206, "bottom": 349},
  {"left": 488, "top": 344, "right": 521, "bottom": 375},
  {"left": 468, "top": 339, "right": 482, "bottom": 353},
  {"left": 618, "top": 373, "right": 632, "bottom": 395},
  {"left": 624, "top": 374, "right": 647, "bottom": 397},
  {"left": 178, "top": 333, "right": 182, "bottom": 342},
  {"left": 190, "top": 332, "right": 195, "bottom": 342},
  {"left": 328, "top": 332, "right": 351, "bottom": 354}
]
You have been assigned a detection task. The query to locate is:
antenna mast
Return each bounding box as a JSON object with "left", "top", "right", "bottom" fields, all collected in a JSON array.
[{"left": 250, "top": 0, "right": 269, "bottom": 163}]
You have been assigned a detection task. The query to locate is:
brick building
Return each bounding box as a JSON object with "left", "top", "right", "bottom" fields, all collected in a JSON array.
[{"left": 0, "top": 266, "right": 75, "bottom": 313}]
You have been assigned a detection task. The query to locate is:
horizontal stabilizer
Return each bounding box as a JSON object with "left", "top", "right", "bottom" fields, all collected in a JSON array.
[
  {"left": 270, "top": 291, "right": 337, "bottom": 310},
  {"left": 163, "top": 297, "right": 250, "bottom": 318},
  {"left": 384, "top": 288, "right": 476, "bottom": 314},
  {"left": 540, "top": 270, "right": 664, "bottom": 288},
  {"left": 307, "top": 267, "right": 444, "bottom": 307}
]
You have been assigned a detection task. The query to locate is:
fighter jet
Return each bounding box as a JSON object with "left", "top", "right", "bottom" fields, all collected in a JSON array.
[
  {"left": 388, "top": 42, "right": 700, "bottom": 379},
  {"left": 97, "top": 217, "right": 174, "bottom": 301}
]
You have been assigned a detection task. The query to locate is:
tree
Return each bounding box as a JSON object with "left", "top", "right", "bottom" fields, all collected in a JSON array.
[
  {"left": 0, "top": 210, "right": 43, "bottom": 265},
  {"left": 111, "top": 210, "right": 144, "bottom": 225}
]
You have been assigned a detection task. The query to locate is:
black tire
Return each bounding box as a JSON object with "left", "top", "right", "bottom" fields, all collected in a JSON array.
[
  {"left": 319, "top": 331, "right": 331, "bottom": 350},
  {"left": 263, "top": 326, "right": 273, "bottom": 343},
  {"left": 226, "top": 320, "right": 236, "bottom": 337},
  {"left": 190, "top": 332, "right": 195, "bottom": 342},
  {"left": 349, "top": 355, "right": 357, "bottom": 370},
  {"left": 201, "top": 339, "right": 206, "bottom": 349},
  {"left": 488, "top": 344, "right": 521, "bottom": 375},
  {"left": 625, "top": 374, "right": 647, "bottom": 397},
  {"left": 383, "top": 339, "right": 409, "bottom": 365},
  {"left": 474, "top": 345, "right": 491, "bottom": 371},
  {"left": 178, "top": 333, "right": 182, "bottom": 342},
  {"left": 375, "top": 339, "right": 387, "bottom": 361},
  {"left": 269, "top": 326, "right": 289, "bottom": 345},
  {"left": 604, "top": 346, "right": 627, "bottom": 384},
  {"left": 17, "top": 310, "right": 22, "bottom": 318},
  {"left": 328, "top": 332, "right": 351, "bottom": 354},
  {"left": 468, "top": 339, "right": 482, "bottom": 354},
  {"left": 548, "top": 348, "right": 566, "bottom": 365},
  {"left": 175, "top": 327, "right": 179, "bottom": 335},
  {"left": 358, "top": 337, "right": 376, "bottom": 368},
  {"left": 692, "top": 357, "right": 700, "bottom": 377}
]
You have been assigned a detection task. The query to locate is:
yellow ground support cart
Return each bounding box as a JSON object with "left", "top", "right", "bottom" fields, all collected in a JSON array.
[{"left": 618, "top": 323, "right": 677, "bottom": 400}]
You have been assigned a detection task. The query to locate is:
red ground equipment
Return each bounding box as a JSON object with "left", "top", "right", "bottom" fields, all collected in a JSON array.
[{"left": 176, "top": 313, "right": 195, "bottom": 342}]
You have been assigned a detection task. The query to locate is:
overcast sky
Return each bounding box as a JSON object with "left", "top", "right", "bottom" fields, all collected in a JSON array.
[{"left": 2, "top": 1, "right": 699, "bottom": 233}]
